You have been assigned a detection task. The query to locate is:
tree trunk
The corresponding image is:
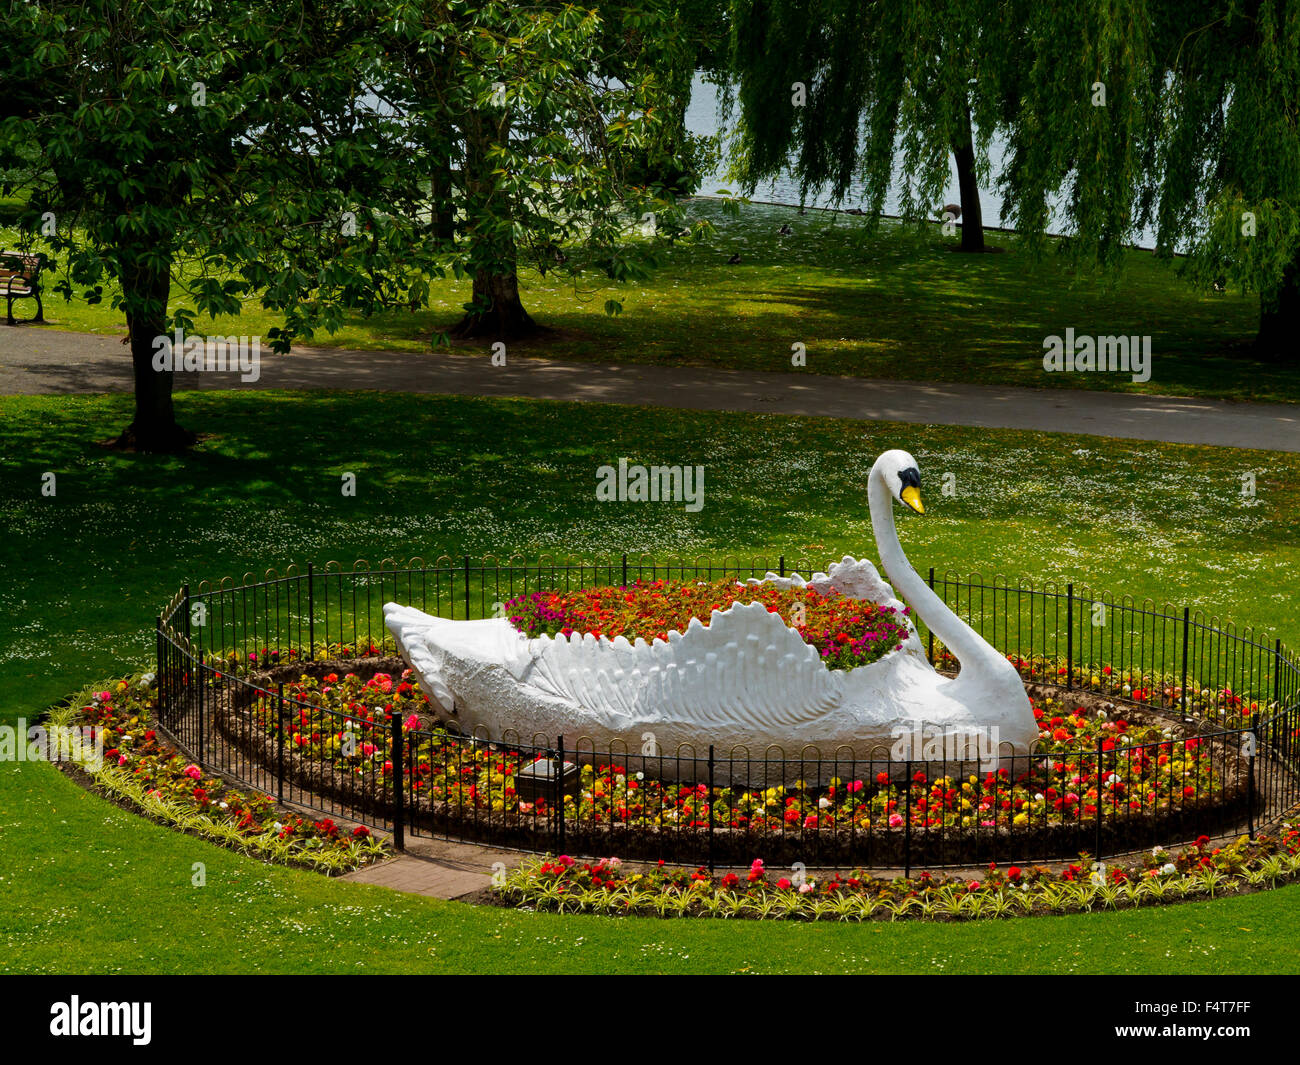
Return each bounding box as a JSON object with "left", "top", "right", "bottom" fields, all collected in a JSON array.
[
  {"left": 113, "top": 259, "right": 195, "bottom": 453},
  {"left": 1255, "top": 253, "right": 1300, "bottom": 364},
  {"left": 951, "top": 104, "right": 985, "bottom": 253},
  {"left": 430, "top": 153, "right": 455, "bottom": 244},
  {"left": 451, "top": 267, "right": 538, "bottom": 339},
  {"left": 451, "top": 108, "right": 542, "bottom": 341}
]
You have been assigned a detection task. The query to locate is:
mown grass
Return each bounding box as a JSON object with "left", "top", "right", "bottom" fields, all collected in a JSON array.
[
  {"left": 1, "top": 390, "right": 1296, "bottom": 720},
  {"left": 3, "top": 766, "right": 1298, "bottom": 974},
  {"left": 3, "top": 200, "right": 1285, "bottom": 402},
  {"left": 1, "top": 390, "right": 1297, "bottom": 974}
]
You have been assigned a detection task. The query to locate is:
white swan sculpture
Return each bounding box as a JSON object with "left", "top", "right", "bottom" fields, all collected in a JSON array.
[{"left": 384, "top": 450, "right": 1038, "bottom": 782}]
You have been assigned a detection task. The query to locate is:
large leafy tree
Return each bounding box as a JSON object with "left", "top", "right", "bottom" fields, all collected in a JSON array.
[
  {"left": 0, "top": 0, "right": 432, "bottom": 451},
  {"left": 1, "top": 0, "right": 700, "bottom": 451},
  {"left": 376, "top": 0, "right": 701, "bottom": 340}
]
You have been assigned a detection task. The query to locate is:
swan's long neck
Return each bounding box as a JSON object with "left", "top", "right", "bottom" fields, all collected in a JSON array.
[{"left": 868, "top": 466, "right": 998, "bottom": 673}]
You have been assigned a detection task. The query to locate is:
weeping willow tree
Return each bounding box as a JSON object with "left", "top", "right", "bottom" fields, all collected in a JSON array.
[
  {"left": 996, "top": 0, "right": 1299, "bottom": 360},
  {"left": 725, "top": 0, "right": 1008, "bottom": 251},
  {"left": 1140, "top": 2, "right": 1300, "bottom": 360},
  {"left": 727, "top": 0, "right": 1298, "bottom": 359}
]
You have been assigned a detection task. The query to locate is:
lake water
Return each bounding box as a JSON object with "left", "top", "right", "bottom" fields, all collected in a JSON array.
[{"left": 685, "top": 72, "right": 1160, "bottom": 249}]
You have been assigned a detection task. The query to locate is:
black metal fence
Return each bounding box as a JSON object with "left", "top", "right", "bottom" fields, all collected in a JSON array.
[{"left": 154, "top": 556, "right": 1300, "bottom": 870}]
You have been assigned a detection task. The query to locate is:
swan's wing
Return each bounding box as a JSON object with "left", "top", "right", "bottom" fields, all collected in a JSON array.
[
  {"left": 746, "top": 555, "right": 907, "bottom": 613},
  {"left": 506, "top": 601, "right": 847, "bottom": 731}
]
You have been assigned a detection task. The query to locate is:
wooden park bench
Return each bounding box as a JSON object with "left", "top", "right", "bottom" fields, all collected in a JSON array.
[{"left": 1, "top": 251, "right": 46, "bottom": 324}]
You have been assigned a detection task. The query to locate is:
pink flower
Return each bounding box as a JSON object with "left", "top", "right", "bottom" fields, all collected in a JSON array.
[
  {"left": 558, "top": 854, "right": 575, "bottom": 868},
  {"left": 777, "top": 877, "right": 792, "bottom": 889},
  {"left": 183, "top": 764, "right": 202, "bottom": 780},
  {"left": 889, "top": 813, "right": 904, "bottom": 828},
  {"left": 798, "top": 882, "right": 814, "bottom": 894},
  {"left": 404, "top": 714, "right": 419, "bottom": 730}
]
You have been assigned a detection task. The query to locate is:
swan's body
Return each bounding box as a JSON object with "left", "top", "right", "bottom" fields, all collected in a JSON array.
[{"left": 385, "top": 450, "right": 1038, "bottom": 782}]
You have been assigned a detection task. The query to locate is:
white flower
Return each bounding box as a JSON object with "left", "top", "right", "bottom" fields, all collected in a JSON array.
[
  {"left": 1160, "top": 863, "right": 1177, "bottom": 875},
  {"left": 818, "top": 796, "right": 832, "bottom": 809}
]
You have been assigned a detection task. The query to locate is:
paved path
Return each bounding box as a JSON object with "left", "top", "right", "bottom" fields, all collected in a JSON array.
[
  {"left": 338, "top": 837, "right": 514, "bottom": 900},
  {"left": 1, "top": 325, "right": 1296, "bottom": 451}
]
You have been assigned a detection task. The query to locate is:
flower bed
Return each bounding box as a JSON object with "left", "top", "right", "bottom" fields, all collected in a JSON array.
[
  {"left": 494, "top": 829, "right": 1300, "bottom": 919},
  {"left": 505, "top": 578, "right": 911, "bottom": 670},
  {"left": 50, "top": 675, "right": 391, "bottom": 872},
  {"left": 208, "top": 657, "right": 1256, "bottom": 867}
]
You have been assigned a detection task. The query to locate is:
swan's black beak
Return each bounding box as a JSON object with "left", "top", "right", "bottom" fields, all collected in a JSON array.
[{"left": 899, "top": 467, "right": 924, "bottom": 514}]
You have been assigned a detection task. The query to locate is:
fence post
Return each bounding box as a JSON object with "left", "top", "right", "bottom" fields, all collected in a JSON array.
[
  {"left": 307, "top": 563, "right": 315, "bottom": 660},
  {"left": 707, "top": 745, "right": 715, "bottom": 875},
  {"left": 276, "top": 683, "right": 285, "bottom": 805},
  {"left": 903, "top": 763, "right": 912, "bottom": 879},
  {"left": 928, "top": 567, "right": 936, "bottom": 664},
  {"left": 197, "top": 652, "right": 205, "bottom": 761},
  {"left": 155, "top": 616, "right": 164, "bottom": 717},
  {"left": 621, "top": 552, "right": 628, "bottom": 589},
  {"left": 197, "top": 650, "right": 206, "bottom": 762},
  {"left": 1275, "top": 638, "right": 1284, "bottom": 711},
  {"left": 463, "top": 555, "right": 471, "bottom": 620},
  {"left": 556, "top": 735, "right": 566, "bottom": 855},
  {"left": 1247, "top": 712, "right": 1257, "bottom": 839},
  {"left": 1180, "top": 607, "right": 1191, "bottom": 714},
  {"left": 391, "top": 712, "right": 405, "bottom": 851},
  {"left": 182, "top": 583, "right": 191, "bottom": 647},
  {"left": 1066, "top": 584, "right": 1074, "bottom": 691},
  {"left": 779, "top": 555, "right": 785, "bottom": 578},
  {"left": 1095, "top": 734, "right": 1104, "bottom": 861}
]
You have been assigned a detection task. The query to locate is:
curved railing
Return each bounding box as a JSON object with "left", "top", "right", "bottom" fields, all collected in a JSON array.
[{"left": 154, "top": 556, "right": 1300, "bottom": 870}]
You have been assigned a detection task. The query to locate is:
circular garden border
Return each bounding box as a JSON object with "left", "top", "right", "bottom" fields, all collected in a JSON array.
[{"left": 152, "top": 556, "right": 1300, "bottom": 870}]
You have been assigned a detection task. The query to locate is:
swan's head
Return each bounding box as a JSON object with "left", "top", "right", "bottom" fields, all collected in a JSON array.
[{"left": 873, "top": 449, "right": 924, "bottom": 514}]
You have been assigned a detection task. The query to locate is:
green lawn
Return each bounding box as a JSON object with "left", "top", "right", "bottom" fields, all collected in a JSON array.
[
  {"left": 3, "top": 764, "right": 1296, "bottom": 974},
  {"left": 4, "top": 200, "right": 1286, "bottom": 402},
  {"left": 1, "top": 390, "right": 1297, "bottom": 973}
]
